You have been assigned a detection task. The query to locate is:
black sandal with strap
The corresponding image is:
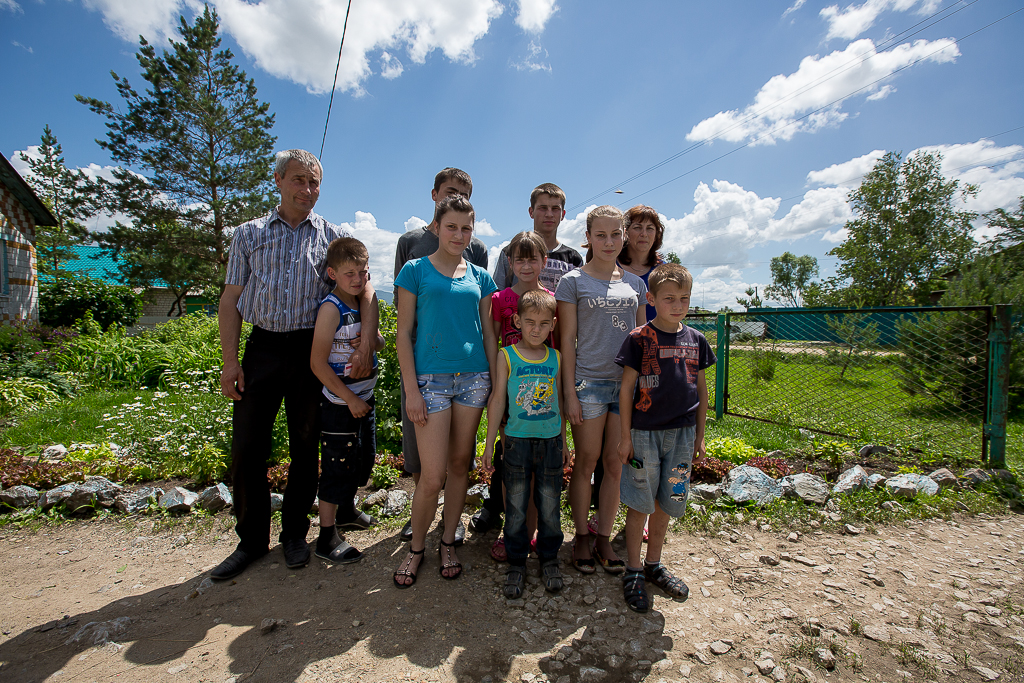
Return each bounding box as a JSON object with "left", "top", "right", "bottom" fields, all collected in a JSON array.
[
  {"left": 571, "top": 534, "right": 596, "bottom": 574},
  {"left": 593, "top": 534, "right": 626, "bottom": 575},
  {"left": 504, "top": 565, "right": 526, "bottom": 599},
  {"left": 623, "top": 569, "right": 650, "bottom": 613},
  {"left": 645, "top": 561, "right": 689, "bottom": 600},
  {"left": 393, "top": 547, "right": 424, "bottom": 589},
  {"left": 438, "top": 539, "right": 463, "bottom": 580},
  {"left": 541, "top": 559, "right": 563, "bottom": 593}
]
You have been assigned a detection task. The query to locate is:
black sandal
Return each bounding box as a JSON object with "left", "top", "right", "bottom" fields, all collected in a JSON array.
[
  {"left": 393, "top": 547, "right": 424, "bottom": 589},
  {"left": 314, "top": 540, "right": 363, "bottom": 564},
  {"left": 438, "top": 539, "right": 463, "bottom": 580},
  {"left": 571, "top": 534, "right": 596, "bottom": 574},
  {"left": 592, "top": 534, "right": 625, "bottom": 575},
  {"left": 541, "top": 559, "right": 563, "bottom": 593},
  {"left": 623, "top": 569, "right": 650, "bottom": 613},
  {"left": 504, "top": 565, "right": 526, "bottom": 599},
  {"left": 645, "top": 561, "right": 689, "bottom": 600}
]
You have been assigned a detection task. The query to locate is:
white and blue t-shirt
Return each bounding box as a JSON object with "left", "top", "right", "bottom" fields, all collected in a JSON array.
[{"left": 321, "top": 292, "right": 378, "bottom": 404}]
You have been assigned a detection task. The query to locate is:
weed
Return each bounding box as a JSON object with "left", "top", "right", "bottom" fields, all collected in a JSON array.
[
  {"left": 370, "top": 463, "right": 400, "bottom": 490},
  {"left": 849, "top": 617, "right": 862, "bottom": 636},
  {"left": 895, "top": 642, "right": 939, "bottom": 678}
]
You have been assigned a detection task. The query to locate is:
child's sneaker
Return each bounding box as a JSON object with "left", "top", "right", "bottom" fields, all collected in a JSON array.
[{"left": 504, "top": 565, "right": 526, "bottom": 599}]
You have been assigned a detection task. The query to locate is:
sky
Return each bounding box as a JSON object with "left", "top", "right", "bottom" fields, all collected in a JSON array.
[{"left": 2, "top": 0, "right": 1023, "bottom": 308}]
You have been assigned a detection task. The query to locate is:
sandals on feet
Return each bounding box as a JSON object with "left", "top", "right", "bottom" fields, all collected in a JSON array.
[
  {"left": 491, "top": 536, "right": 508, "bottom": 562},
  {"left": 314, "top": 540, "right": 362, "bottom": 564},
  {"left": 504, "top": 565, "right": 526, "bottom": 599},
  {"left": 571, "top": 534, "right": 595, "bottom": 574},
  {"left": 438, "top": 539, "right": 463, "bottom": 580},
  {"left": 393, "top": 547, "right": 424, "bottom": 589},
  {"left": 623, "top": 569, "right": 650, "bottom": 613},
  {"left": 541, "top": 559, "right": 563, "bottom": 593},
  {"left": 592, "top": 535, "right": 625, "bottom": 575},
  {"left": 645, "top": 562, "right": 689, "bottom": 600}
]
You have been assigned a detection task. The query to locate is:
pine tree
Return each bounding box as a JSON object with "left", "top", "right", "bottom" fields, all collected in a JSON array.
[
  {"left": 18, "top": 126, "right": 92, "bottom": 275},
  {"left": 76, "top": 6, "right": 276, "bottom": 301}
]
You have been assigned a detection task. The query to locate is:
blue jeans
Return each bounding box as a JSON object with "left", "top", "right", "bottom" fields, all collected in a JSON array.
[{"left": 503, "top": 435, "right": 564, "bottom": 564}]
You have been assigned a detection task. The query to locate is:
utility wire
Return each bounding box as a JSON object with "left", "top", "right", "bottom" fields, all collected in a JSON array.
[{"left": 319, "top": 0, "right": 354, "bottom": 161}]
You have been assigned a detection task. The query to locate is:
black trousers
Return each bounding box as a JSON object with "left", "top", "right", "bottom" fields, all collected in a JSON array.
[{"left": 230, "top": 326, "right": 321, "bottom": 554}]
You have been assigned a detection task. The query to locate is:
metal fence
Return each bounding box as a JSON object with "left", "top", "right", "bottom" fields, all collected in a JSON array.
[{"left": 686, "top": 305, "right": 1014, "bottom": 468}]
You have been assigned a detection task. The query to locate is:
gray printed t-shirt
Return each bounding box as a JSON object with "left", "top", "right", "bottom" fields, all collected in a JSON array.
[{"left": 554, "top": 268, "right": 647, "bottom": 382}]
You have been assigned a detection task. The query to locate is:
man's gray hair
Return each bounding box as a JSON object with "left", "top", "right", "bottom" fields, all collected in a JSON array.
[{"left": 274, "top": 149, "right": 322, "bottom": 178}]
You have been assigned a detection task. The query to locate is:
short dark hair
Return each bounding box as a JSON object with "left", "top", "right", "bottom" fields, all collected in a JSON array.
[
  {"left": 433, "top": 194, "right": 475, "bottom": 227},
  {"left": 518, "top": 289, "right": 557, "bottom": 317},
  {"left": 620, "top": 205, "right": 665, "bottom": 269},
  {"left": 530, "top": 183, "right": 566, "bottom": 210},
  {"left": 326, "top": 236, "right": 369, "bottom": 270},
  {"left": 508, "top": 231, "right": 548, "bottom": 262},
  {"left": 433, "top": 167, "right": 473, "bottom": 197},
  {"left": 648, "top": 263, "right": 692, "bottom": 296}
]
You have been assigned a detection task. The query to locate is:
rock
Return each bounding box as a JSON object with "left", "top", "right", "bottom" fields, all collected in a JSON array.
[
  {"left": 802, "top": 618, "right": 821, "bottom": 636},
  {"left": 579, "top": 667, "right": 608, "bottom": 682},
  {"left": 67, "top": 477, "right": 123, "bottom": 511},
  {"left": 185, "top": 577, "right": 215, "bottom": 600},
  {"left": 310, "top": 497, "right": 319, "bottom": 514},
  {"left": 858, "top": 444, "right": 891, "bottom": 457},
  {"left": 361, "top": 489, "right": 388, "bottom": 508},
  {"left": 692, "top": 483, "right": 724, "bottom": 501},
  {"left": 0, "top": 485, "right": 40, "bottom": 509},
  {"left": 771, "top": 665, "right": 786, "bottom": 681},
  {"left": 961, "top": 468, "right": 991, "bottom": 486},
  {"left": 780, "top": 608, "right": 798, "bottom": 620},
  {"left": 37, "top": 483, "right": 78, "bottom": 511},
  {"left": 928, "top": 468, "right": 958, "bottom": 488},
  {"left": 41, "top": 444, "right": 68, "bottom": 460},
  {"left": 383, "top": 489, "right": 410, "bottom": 517},
  {"left": 197, "top": 483, "right": 232, "bottom": 512},
  {"left": 693, "top": 649, "right": 713, "bottom": 665},
  {"left": 880, "top": 500, "right": 903, "bottom": 512},
  {"left": 66, "top": 617, "right": 131, "bottom": 646},
  {"left": 260, "top": 618, "right": 285, "bottom": 635},
  {"left": 832, "top": 466, "right": 868, "bottom": 495},
  {"left": 724, "top": 465, "right": 782, "bottom": 505},
  {"left": 885, "top": 473, "right": 938, "bottom": 499},
  {"left": 795, "top": 665, "right": 818, "bottom": 682},
  {"left": 678, "top": 663, "right": 692, "bottom": 678},
  {"left": 813, "top": 648, "right": 836, "bottom": 670},
  {"left": 466, "top": 483, "right": 489, "bottom": 506},
  {"left": 778, "top": 473, "right": 829, "bottom": 505},
  {"left": 710, "top": 640, "right": 732, "bottom": 655},
  {"left": 972, "top": 666, "right": 1000, "bottom": 681},
  {"left": 755, "top": 659, "right": 775, "bottom": 675},
  {"left": 759, "top": 555, "right": 779, "bottom": 566},
  {"left": 991, "top": 469, "right": 1016, "bottom": 483},
  {"left": 269, "top": 493, "right": 284, "bottom": 512},
  {"left": 115, "top": 487, "right": 162, "bottom": 514},
  {"left": 844, "top": 524, "right": 863, "bottom": 535},
  {"left": 787, "top": 532, "right": 799, "bottom": 543},
  {"left": 862, "top": 625, "right": 889, "bottom": 642},
  {"left": 867, "top": 473, "right": 887, "bottom": 489},
  {"left": 159, "top": 487, "right": 198, "bottom": 514}
]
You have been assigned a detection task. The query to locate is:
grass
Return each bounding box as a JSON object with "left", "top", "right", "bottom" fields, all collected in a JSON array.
[{"left": 1, "top": 389, "right": 148, "bottom": 448}]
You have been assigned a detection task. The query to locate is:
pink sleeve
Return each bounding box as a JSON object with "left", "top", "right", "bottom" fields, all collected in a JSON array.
[{"left": 491, "top": 290, "right": 503, "bottom": 321}]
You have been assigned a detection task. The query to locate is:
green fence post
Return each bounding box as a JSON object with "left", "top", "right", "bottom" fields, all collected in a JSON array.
[
  {"left": 984, "top": 304, "right": 1012, "bottom": 469},
  {"left": 715, "top": 313, "right": 728, "bottom": 420}
]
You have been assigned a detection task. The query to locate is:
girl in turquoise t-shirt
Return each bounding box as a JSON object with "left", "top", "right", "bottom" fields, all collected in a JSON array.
[{"left": 392, "top": 195, "right": 498, "bottom": 588}]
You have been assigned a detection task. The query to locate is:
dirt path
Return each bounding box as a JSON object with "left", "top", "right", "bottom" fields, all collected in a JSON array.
[{"left": 1, "top": 510, "right": 1022, "bottom": 683}]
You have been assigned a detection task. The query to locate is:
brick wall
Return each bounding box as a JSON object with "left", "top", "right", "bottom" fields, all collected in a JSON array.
[
  {"left": 142, "top": 287, "right": 179, "bottom": 317},
  {"left": 0, "top": 183, "right": 38, "bottom": 324}
]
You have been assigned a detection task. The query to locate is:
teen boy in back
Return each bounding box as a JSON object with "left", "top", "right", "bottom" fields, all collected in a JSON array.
[
  {"left": 483, "top": 290, "right": 568, "bottom": 598},
  {"left": 310, "top": 237, "right": 385, "bottom": 563},
  {"left": 615, "top": 264, "right": 715, "bottom": 613}
]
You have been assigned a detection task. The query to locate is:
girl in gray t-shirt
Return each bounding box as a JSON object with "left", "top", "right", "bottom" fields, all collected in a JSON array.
[{"left": 554, "top": 205, "right": 647, "bottom": 576}]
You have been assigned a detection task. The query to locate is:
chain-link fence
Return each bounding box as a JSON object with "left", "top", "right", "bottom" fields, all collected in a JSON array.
[{"left": 696, "top": 305, "right": 1014, "bottom": 468}]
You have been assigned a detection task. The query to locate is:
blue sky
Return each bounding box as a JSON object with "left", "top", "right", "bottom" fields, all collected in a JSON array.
[{"left": 3, "top": 0, "right": 1023, "bottom": 307}]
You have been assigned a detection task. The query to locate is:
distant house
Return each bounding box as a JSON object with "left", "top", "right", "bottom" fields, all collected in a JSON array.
[{"left": 0, "top": 152, "right": 56, "bottom": 325}]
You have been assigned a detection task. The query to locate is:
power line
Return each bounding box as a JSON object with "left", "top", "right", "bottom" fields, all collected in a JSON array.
[{"left": 319, "top": 0, "right": 354, "bottom": 161}]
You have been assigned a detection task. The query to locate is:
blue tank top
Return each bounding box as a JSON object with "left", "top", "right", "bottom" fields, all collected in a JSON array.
[
  {"left": 502, "top": 345, "right": 561, "bottom": 439},
  {"left": 321, "top": 292, "right": 378, "bottom": 404}
]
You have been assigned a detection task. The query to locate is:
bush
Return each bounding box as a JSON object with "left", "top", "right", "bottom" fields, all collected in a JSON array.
[
  {"left": 370, "top": 462, "right": 400, "bottom": 489},
  {"left": 745, "top": 455, "right": 791, "bottom": 478},
  {"left": 0, "top": 377, "right": 61, "bottom": 418},
  {"left": 705, "top": 436, "right": 763, "bottom": 465},
  {"left": 692, "top": 455, "right": 732, "bottom": 483},
  {"left": 40, "top": 274, "right": 144, "bottom": 328}
]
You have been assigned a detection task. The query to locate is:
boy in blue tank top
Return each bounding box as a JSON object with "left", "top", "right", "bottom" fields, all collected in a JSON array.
[
  {"left": 483, "top": 290, "right": 568, "bottom": 599},
  {"left": 310, "top": 237, "right": 385, "bottom": 563}
]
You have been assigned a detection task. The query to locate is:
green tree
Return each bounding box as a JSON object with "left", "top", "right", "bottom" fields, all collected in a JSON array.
[
  {"left": 736, "top": 286, "right": 762, "bottom": 311},
  {"left": 665, "top": 252, "right": 682, "bottom": 264},
  {"left": 77, "top": 6, "right": 276, "bottom": 297},
  {"left": 764, "top": 252, "right": 818, "bottom": 307},
  {"left": 827, "top": 151, "right": 977, "bottom": 306},
  {"left": 989, "top": 196, "right": 1024, "bottom": 267},
  {"left": 17, "top": 126, "right": 93, "bottom": 276},
  {"left": 40, "top": 274, "right": 144, "bottom": 328}
]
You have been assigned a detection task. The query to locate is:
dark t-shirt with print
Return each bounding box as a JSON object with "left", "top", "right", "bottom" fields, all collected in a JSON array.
[{"left": 615, "top": 322, "right": 716, "bottom": 430}]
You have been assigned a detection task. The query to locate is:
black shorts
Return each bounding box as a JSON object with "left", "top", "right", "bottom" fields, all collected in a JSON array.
[{"left": 318, "top": 397, "right": 376, "bottom": 506}]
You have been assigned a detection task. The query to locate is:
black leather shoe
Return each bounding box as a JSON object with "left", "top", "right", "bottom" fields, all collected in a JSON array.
[
  {"left": 399, "top": 520, "right": 413, "bottom": 542},
  {"left": 282, "top": 539, "right": 310, "bottom": 569},
  {"left": 210, "top": 548, "right": 266, "bottom": 581},
  {"left": 469, "top": 507, "right": 498, "bottom": 533}
]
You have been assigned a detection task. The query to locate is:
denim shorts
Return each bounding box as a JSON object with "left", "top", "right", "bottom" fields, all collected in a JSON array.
[
  {"left": 575, "top": 378, "right": 620, "bottom": 420},
  {"left": 620, "top": 425, "right": 694, "bottom": 517},
  {"left": 417, "top": 372, "right": 490, "bottom": 414}
]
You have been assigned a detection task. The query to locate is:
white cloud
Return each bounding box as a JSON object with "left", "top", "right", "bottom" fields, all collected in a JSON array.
[
  {"left": 336, "top": 211, "right": 402, "bottom": 293},
  {"left": 11, "top": 40, "right": 32, "bottom": 53},
  {"left": 686, "top": 38, "right": 959, "bottom": 146},
  {"left": 379, "top": 51, "right": 404, "bottom": 79},
  {"left": 215, "top": 0, "right": 504, "bottom": 94},
  {"left": 806, "top": 149, "right": 885, "bottom": 186},
  {"left": 820, "top": 0, "right": 940, "bottom": 42},
  {"left": 475, "top": 218, "right": 497, "bottom": 237},
  {"left": 700, "top": 265, "right": 742, "bottom": 280},
  {"left": 1, "top": 0, "right": 22, "bottom": 13},
  {"left": 514, "top": 0, "right": 557, "bottom": 33},
  {"left": 80, "top": 0, "right": 193, "bottom": 43},
  {"left": 782, "top": 0, "right": 806, "bottom": 19},
  {"left": 765, "top": 186, "right": 853, "bottom": 241},
  {"left": 404, "top": 216, "right": 428, "bottom": 232},
  {"left": 488, "top": 240, "right": 511, "bottom": 276},
  {"left": 511, "top": 39, "right": 551, "bottom": 73},
  {"left": 865, "top": 83, "right": 894, "bottom": 101}
]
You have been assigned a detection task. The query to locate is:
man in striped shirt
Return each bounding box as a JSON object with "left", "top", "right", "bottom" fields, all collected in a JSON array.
[{"left": 212, "top": 149, "right": 378, "bottom": 580}]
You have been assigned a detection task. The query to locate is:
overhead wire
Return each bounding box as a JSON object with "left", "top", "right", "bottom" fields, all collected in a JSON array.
[{"left": 319, "top": 0, "right": 355, "bottom": 161}]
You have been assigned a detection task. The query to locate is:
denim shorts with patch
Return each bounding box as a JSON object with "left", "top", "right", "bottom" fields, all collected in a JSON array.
[
  {"left": 416, "top": 372, "right": 490, "bottom": 414},
  {"left": 574, "top": 378, "right": 620, "bottom": 420},
  {"left": 619, "top": 424, "right": 694, "bottom": 517}
]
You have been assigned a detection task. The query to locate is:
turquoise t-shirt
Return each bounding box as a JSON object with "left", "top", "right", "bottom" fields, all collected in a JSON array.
[
  {"left": 394, "top": 257, "right": 498, "bottom": 374},
  {"left": 503, "top": 345, "right": 561, "bottom": 439}
]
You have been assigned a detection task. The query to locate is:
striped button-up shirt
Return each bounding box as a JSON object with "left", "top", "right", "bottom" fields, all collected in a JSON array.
[{"left": 225, "top": 208, "right": 351, "bottom": 331}]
